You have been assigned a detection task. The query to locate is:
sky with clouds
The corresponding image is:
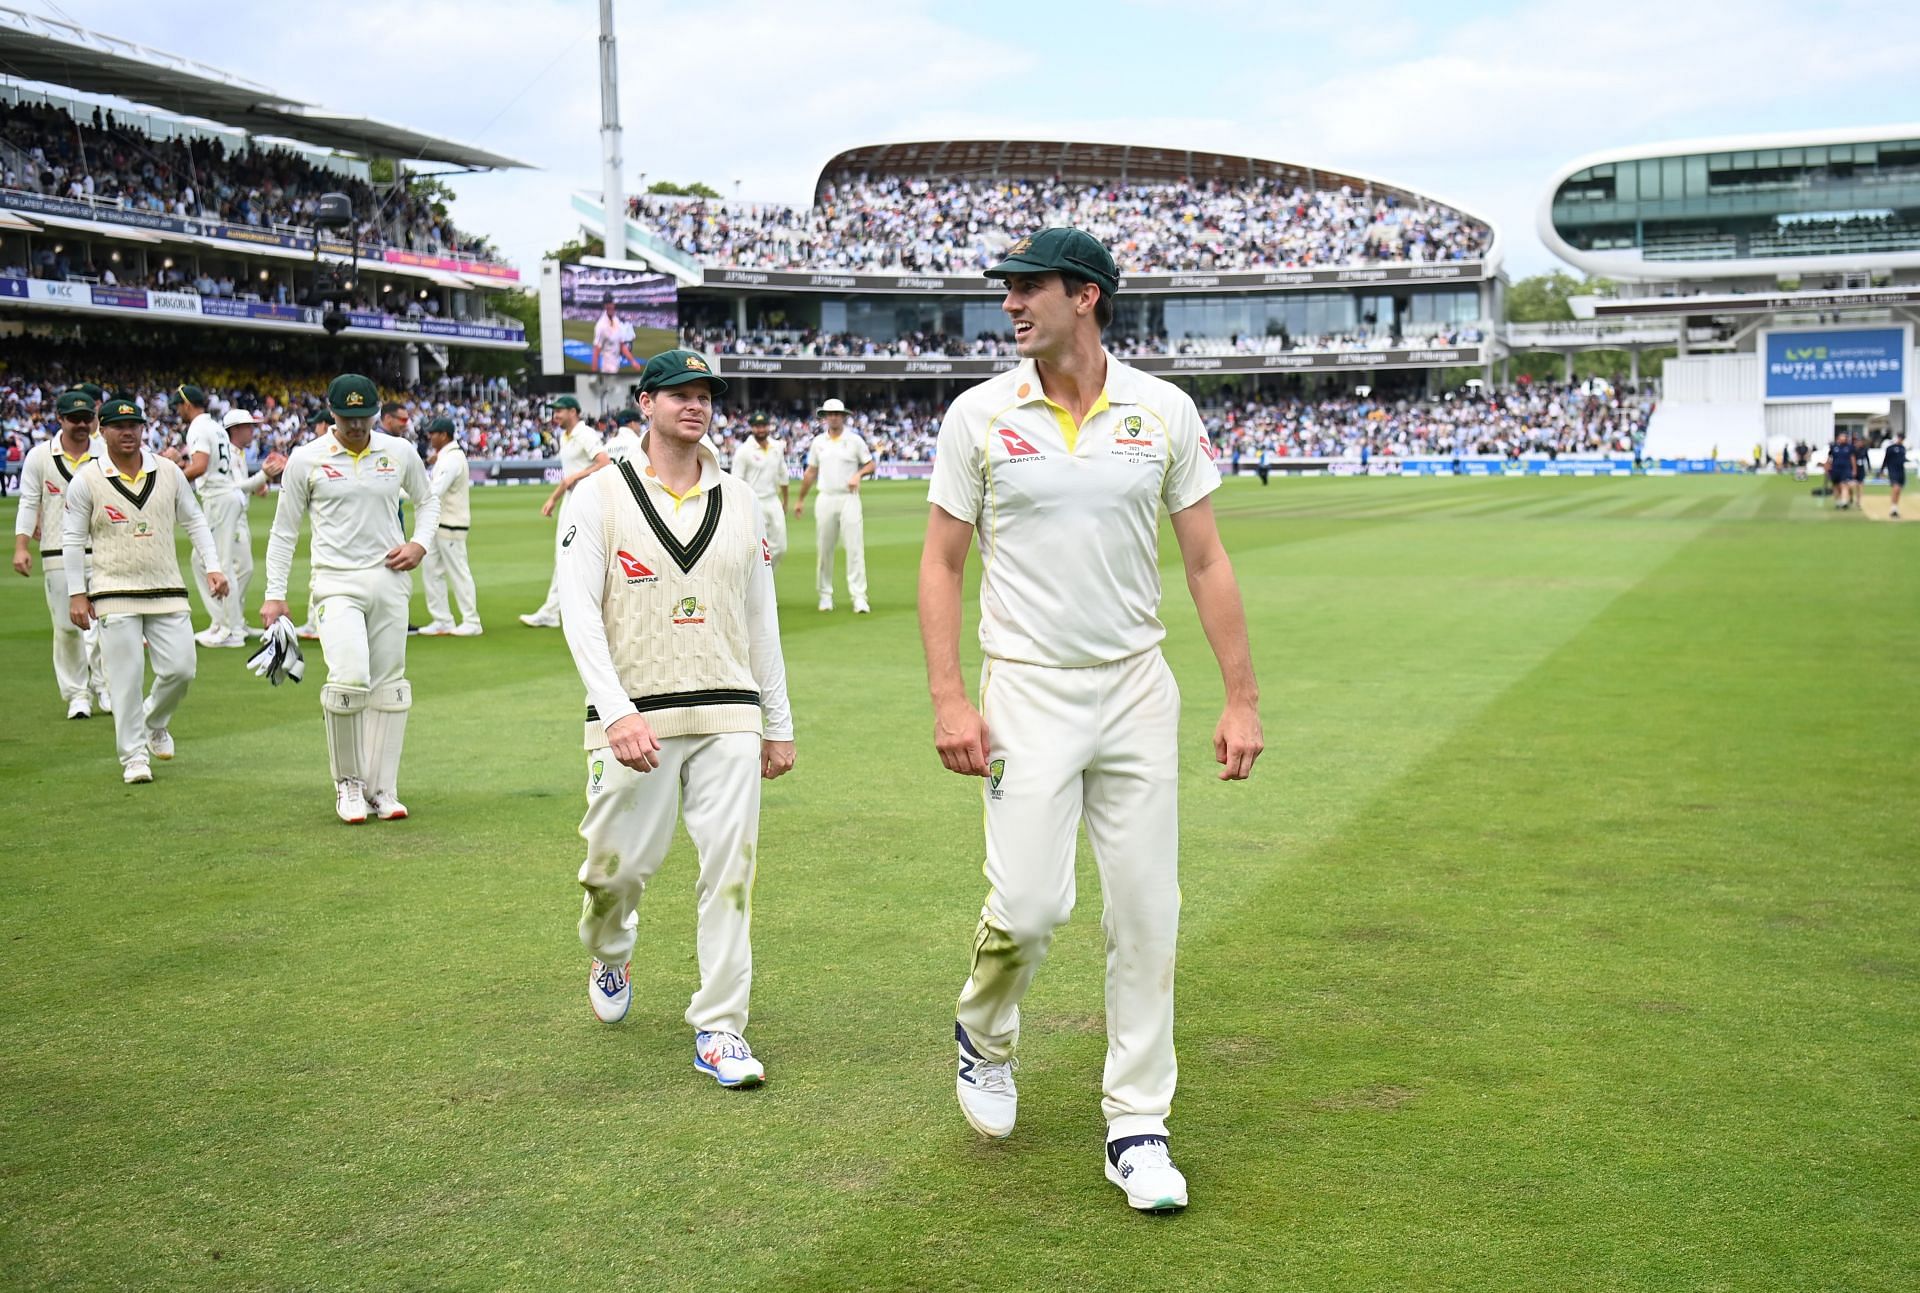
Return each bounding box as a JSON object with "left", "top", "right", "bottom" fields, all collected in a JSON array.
[{"left": 17, "top": 0, "right": 1920, "bottom": 281}]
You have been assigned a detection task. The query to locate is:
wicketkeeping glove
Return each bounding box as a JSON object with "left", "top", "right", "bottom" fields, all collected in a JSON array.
[{"left": 245, "top": 618, "right": 306, "bottom": 686}]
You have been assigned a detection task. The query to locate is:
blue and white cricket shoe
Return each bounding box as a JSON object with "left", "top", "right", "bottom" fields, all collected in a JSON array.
[
  {"left": 1105, "top": 1135, "right": 1188, "bottom": 1213},
  {"left": 694, "top": 1031, "right": 765, "bottom": 1088},
  {"left": 588, "top": 958, "right": 630, "bottom": 1023},
  {"left": 955, "top": 1022, "right": 1017, "bottom": 1138}
]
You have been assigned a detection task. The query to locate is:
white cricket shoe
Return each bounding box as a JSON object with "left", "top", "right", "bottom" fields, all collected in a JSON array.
[
  {"left": 519, "top": 611, "right": 560, "bottom": 628},
  {"left": 853, "top": 599, "right": 872, "bottom": 614},
  {"left": 1104, "top": 1136, "right": 1188, "bottom": 1213},
  {"left": 193, "top": 626, "right": 226, "bottom": 647},
  {"left": 147, "top": 728, "right": 174, "bottom": 761},
  {"left": 367, "top": 789, "right": 408, "bottom": 821},
  {"left": 817, "top": 596, "right": 833, "bottom": 612},
  {"left": 450, "top": 621, "right": 484, "bottom": 637},
  {"left": 67, "top": 696, "right": 92, "bottom": 720},
  {"left": 694, "top": 1031, "right": 765, "bottom": 1088},
  {"left": 216, "top": 630, "right": 249, "bottom": 648},
  {"left": 335, "top": 779, "right": 369, "bottom": 824},
  {"left": 955, "top": 1023, "right": 1016, "bottom": 1138},
  {"left": 416, "top": 621, "right": 455, "bottom": 636},
  {"left": 588, "top": 958, "right": 630, "bottom": 1022},
  {"left": 95, "top": 688, "right": 112, "bottom": 714},
  {"left": 296, "top": 622, "right": 320, "bottom": 641},
  {"left": 123, "top": 759, "right": 153, "bottom": 785}
]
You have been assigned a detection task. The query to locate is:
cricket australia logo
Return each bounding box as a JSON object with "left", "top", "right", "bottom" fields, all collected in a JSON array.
[
  {"left": 131, "top": 519, "right": 154, "bottom": 539},
  {"left": 1115, "top": 415, "right": 1152, "bottom": 446},
  {"left": 589, "top": 758, "right": 606, "bottom": 795},
  {"left": 988, "top": 758, "right": 1006, "bottom": 800},
  {"left": 671, "top": 595, "right": 706, "bottom": 625}
]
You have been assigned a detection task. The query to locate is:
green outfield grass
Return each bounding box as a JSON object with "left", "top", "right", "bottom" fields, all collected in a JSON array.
[{"left": 1, "top": 476, "right": 1914, "bottom": 1291}]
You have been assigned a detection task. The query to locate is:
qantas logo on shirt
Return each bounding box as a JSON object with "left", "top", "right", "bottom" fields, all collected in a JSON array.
[
  {"left": 104, "top": 505, "right": 128, "bottom": 523},
  {"left": 319, "top": 464, "right": 343, "bottom": 479},
  {"left": 995, "top": 427, "right": 1043, "bottom": 461},
  {"left": 761, "top": 538, "right": 773, "bottom": 566},
  {"left": 46, "top": 483, "right": 60, "bottom": 495},
  {"left": 615, "top": 550, "right": 658, "bottom": 583}
]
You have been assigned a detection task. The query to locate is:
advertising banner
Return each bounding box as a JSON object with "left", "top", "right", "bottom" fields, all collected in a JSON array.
[
  {"left": 714, "top": 346, "right": 1480, "bottom": 381},
  {"left": 26, "top": 278, "right": 90, "bottom": 306},
  {"left": 1761, "top": 325, "right": 1910, "bottom": 401},
  {"left": 702, "top": 261, "right": 1486, "bottom": 296}
]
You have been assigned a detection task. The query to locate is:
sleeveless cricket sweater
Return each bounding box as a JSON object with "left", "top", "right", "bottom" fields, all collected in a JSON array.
[
  {"left": 80, "top": 459, "right": 190, "bottom": 616},
  {"left": 582, "top": 459, "right": 763, "bottom": 748},
  {"left": 34, "top": 444, "right": 98, "bottom": 563}
]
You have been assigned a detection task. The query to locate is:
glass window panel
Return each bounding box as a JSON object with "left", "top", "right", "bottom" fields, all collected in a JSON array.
[
  {"left": 1781, "top": 148, "right": 1803, "bottom": 166},
  {"left": 1661, "top": 157, "right": 1683, "bottom": 199},
  {"left": 1757, "top": 150, "right": 1778, "bottom": 167},
  {"left": 1639, "top": 159, "right": 1660, "bottom": 199},
  {"left": 1732, "top": 152, "right": 1754, "bottom": 169},
  {"left": 1684, "top": 155, "right": 1707, "bottom": 195},
  {"left": 1617, "top": 164, "right": 1638, "bottom": 201}
]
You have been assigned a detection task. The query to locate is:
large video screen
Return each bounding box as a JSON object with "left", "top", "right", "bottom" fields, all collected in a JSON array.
[
  {"left": 1761, "top": 325, "right": 1910, "bottom": 401},
  {"left": 558, "top": 263, "right": 678, "bottom": 375}
]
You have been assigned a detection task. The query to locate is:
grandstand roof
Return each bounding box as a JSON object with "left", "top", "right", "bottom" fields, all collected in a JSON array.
[{"left": 0, "top": 4, "right": 530, "bottom": 171}]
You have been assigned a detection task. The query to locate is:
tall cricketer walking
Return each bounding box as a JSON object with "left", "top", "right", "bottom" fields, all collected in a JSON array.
[
  {"left": 729, "top": 412, "right": 789, "bottom": 569},
  {"left": 261, "top": 374, "right": 441, "bottom": 824},
  {"left": 521, "top": 395, "right": 607, "bottom": 628},
  {"left": 558, "top": 350, "right": 795, "bottom": 1088},
  {"left": 12, "top": 389, "right": 110, "bottom": 718},
  {"left": 919, "top": 228, "right": 1263, "bottom": 1213},
  {"left": 63, "top": 397, "right": 226, "bottom": 783}
]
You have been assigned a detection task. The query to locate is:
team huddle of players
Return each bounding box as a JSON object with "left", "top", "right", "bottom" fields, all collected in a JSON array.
[{"left": 13, "top": 226, "right": 1268, "bottom": 1218}]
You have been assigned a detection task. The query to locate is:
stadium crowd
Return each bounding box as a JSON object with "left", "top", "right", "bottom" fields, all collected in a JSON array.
[
  {"left": 633, "top": 174, "right": 1491, "bottom": 274},
  {"left": 0, "top": 99, "right": 497, "bottom": 260},
  {"left": 679, "top": 323, "right": 1487, "bottom": 361}
]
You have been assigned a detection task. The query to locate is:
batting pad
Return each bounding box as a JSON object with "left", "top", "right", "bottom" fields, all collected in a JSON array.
[
  {"left": 321, "top": 683, "right": 369, "bottom": 784},
  {"left": 364, "top": 679, "right": 412, "bottom": 800}
]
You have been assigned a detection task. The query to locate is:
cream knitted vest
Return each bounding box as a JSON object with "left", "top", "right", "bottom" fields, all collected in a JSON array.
[
  {"left": 437, "top": 447, "right": 472, "bottom": 529},
  {"left": 35, "top": 442, "right": 99, "bottom": 560},
  {"left": 81, "top": 458, "right": 189, "bottom": 616},
  {"left": 582, "top": 459, "right": 763, "bottom": 748}
]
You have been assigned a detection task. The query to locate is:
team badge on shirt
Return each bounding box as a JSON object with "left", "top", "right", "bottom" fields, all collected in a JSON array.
[
  {"left": 131, "top": 519, "right": 154, "bottom": 539},
  {"left": 374, "top": 454, "right": 396, "bottom": 476},
  {"left": 1116, "top": 415, "right": 1152, "bottom": 446},
  {"left": 671, "top": 596, "right": 706, "bottom": 625}
]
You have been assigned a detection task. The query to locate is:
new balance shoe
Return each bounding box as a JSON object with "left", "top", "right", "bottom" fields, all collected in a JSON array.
[
  {"left": 450, "top": 621, "right": 484, "bottom": 637},
  {"left": 66, "top": 696, "right": 92, "bottom": 720},
  {"left": 416, "top": 621, "right": 455, "bottom": 636},
  {"left": 147, "top": 728, "right": 174, "bottom": 760},
  {"left": 123, "top": 759, "right": 153, "bottom": 785},
  {"left": 955, "top": 1022, "right": 1017, "bottom": 1138},
  {"left": 588, "top": 958, "right": 630, "bottom": 1022},
  {"left": 1104, "top": 1136, "right": 1188, "bottom": 1213},
  {"left": 695, "top": 1031, "right": 765, "bottom": 1087},
  {"left": 367, "top": 789, "right": 408, "bottom": 821},
  {"left": 335, "top": 779, "right": 368, "bottom": 824}
]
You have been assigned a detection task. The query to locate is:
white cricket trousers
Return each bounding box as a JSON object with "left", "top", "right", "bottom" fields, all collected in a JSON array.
[
  {"left": 955, "top": 648, "right": 1182, "bottom": 1139},
  {"left": 422, "top": 526, "right": 479, "bottom": 625},
  {"left": 96, "top": 611, "right": 195, "bottom": 768},
  {"left": 758, "top": 493, "right": 787, "bottom": 569},
  {"left": 814, "top": 491, "right": 866, "bottom": 603},
  {"left": 191, "top": 491, "right": 252, "bottom": 634},
  {"left": 576, "top": 730, "right": 763, "bottom": 1035},
  {"left": 312, "top": 566, "right": 410, "bottom": 688},
  {"left": 42, "top": 557, "right": 107, "bottom": 704}
]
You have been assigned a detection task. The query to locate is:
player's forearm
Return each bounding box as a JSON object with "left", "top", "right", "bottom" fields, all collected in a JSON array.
[
  {"left": 917, "top": 556, "right": 969, "bottom": 704},
  {"left": 180, "top": 494, "right": 224, "bottom": 578},
  {"left": 262, "top": 493, "right": 302, "bottom": 599},
  {"left": 1188, "top": 558, "right": 1258, "bottom": 706},
  {"left": 746, "top": 562, "right": 793, "bottom": 740},
  {"left": 60, "top": 489, "right": 90, "bottom": 595}
]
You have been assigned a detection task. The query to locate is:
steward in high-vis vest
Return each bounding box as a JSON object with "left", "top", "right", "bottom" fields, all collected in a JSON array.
[
  {"left": 62, "top": 396, "right": 226, "bottom": 784},
  {"left": 557, "top": 348, "right": 795, "bottom": 1090}
]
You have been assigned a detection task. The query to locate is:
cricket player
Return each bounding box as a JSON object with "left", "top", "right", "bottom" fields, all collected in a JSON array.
[
  {"left": 187, "top": 407, "right": 282, "bottom": 647},
  {"left": 730, "top": 412, "right": 789, "bottom": 570},
  {"left": 919, "top": 228, "right": 1263, "bottom": 1213},
  {"left": 12, "top": 389, "right": 111, "bottom": 718},
  {"left": 1885, "top": 429, "right": 1906, "bottom": 519},
  {"left": 261, "top": 374, "right": 441, "bottom": 824},
  {"left": 558, "top": 349, "right": 794, "bottom": 1089},
  {"left": 604, "top": 408, "right": 645, "bottom": 462},
  {"left": 521, "top": 395, "right": 608, "bottom": 627},
  {"left": 418, "top": 418, "right": 481, "bottom": 636},
  {"left": 591, "top": 297, "right": 637, "bottom": 374},
  {"left": 793, "top": 398, "right": 874, "bottom": 612},
  {"left": 63, "top": 397, "right": 226, "bottom": 783}
]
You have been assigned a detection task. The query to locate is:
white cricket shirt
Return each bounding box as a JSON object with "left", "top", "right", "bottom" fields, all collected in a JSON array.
[
  {"left": 927, "top": 353, "right": 1221, "bottom": 669},
  {"left": 185, "top": 413, "right": 240, "bottom": 495},
  {"left": 730, "top": 437, "right": 788, "bottom": 499},
  {"left": 262, "top": 431, "right": 440, "bottom": 599},
  {"left": 592, "top": 315, "right": 624, "bottom": 373},
  {"left": 804, "top": 430, "right": 872, "bottom": 494},
  {"left": 560, "top": 424, "right": 607, "bottom": 476}
]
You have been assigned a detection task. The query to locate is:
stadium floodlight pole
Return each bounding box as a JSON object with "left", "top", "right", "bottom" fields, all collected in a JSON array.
[{"left": 599, "top": 0, "right": 627, "bottom": 264}]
